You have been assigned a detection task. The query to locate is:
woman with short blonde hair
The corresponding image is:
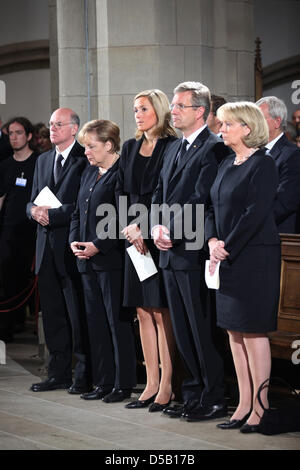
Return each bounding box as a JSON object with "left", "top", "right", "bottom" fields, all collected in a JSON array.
[{"left": 206, "top": 101, "right": 280, "bottom": 433}]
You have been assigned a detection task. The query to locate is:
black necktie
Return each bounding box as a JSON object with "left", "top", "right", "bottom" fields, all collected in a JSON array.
[
  {"left": 175, "top": 139, "right": 188, "bottom": 166},
  {"left": 54, "top": 154, "right": 63, "bottom": 184}
]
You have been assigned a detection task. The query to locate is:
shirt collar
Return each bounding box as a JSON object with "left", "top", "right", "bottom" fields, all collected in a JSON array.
[
  {"left": 56, "top": 140, "right": 76, "bottom": 162},
  {"left": 184, "top": 124, "right": 208, "bottom": 148},
  {"left": 266, "top": 132, "right": 284, "bottom": 150}
]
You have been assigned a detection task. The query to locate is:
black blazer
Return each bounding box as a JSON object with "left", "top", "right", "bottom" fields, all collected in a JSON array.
[
  {"left": 118, "top": 136, "right": 177, "bottom": 198},
  {"left": 69, "top": 160, "right": 123, "bottom": 273},
  {"left": 205, "top": 150, "right": 280, "bottom": 264},
  {"left": 151, "top": 127, "right": 227, "bottom": 270},
  {"left": 269, "top": 134, "right": 300, "bottom": 233},
  {"left": 26, "top": 141, "right": 87, "bottom": 275}
]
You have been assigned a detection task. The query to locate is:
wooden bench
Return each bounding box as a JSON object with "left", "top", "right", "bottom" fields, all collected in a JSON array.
[{"left": 269, "top": 234, "right": 300, "bottom": 361}]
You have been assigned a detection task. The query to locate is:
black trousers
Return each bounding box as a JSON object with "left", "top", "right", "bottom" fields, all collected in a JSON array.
[
  {"left": 81, "top": 269, "right": 136, "bottom": 390},
  {"left": 38, "top": 241, "right": 91, "bottom": 385},
  {"left": 162, "top": 267, "right": 225, "bottom": 405}
]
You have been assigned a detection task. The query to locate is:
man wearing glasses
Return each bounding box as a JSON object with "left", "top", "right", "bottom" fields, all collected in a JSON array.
[
  {"left": 27, "top": 108, "right": 91, "bottom": 394},
  {"left": 152, "top": 82, "right": 228, "bottom": 422}
]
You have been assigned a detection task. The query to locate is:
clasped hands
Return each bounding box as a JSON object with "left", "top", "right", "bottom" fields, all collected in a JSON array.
[
  {"left": 152, "top": 225, "right": 173, "bottom": 251},
  {"left": 122, "top": 224, "right": 148, "bottom": 255},
  {"left": 31, "top": 205, "right": 51, "bottom": 226},
  {"left": 208, "top": 238, "right": 229, "bottom": 274},
  {"left": 70, "top": 241, "right": 99, "bottom": 259}
]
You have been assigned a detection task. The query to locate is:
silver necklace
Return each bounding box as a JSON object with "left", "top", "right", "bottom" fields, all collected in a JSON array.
[{"left": 233, "top": 148, "right": 258, "bottom": 166}]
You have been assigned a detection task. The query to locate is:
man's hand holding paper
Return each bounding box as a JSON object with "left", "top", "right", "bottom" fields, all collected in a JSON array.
[{"left": 31, "top": 205, "right": 51, "bottom": 226}]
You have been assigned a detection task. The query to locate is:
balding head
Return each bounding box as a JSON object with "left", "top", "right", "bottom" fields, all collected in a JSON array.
[{"left": 49, "top": 108, "right": 80, "bottom": 151}]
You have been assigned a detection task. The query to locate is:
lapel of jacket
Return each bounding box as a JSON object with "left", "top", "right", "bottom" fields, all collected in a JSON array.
[
  {"left": 127, "top": 138, "right": 143, "bottom": 175},
  {"left": 47, "top": 149, "right": 57, "bottom": 189},
  {"left": 169, "top": 128, "right": 209, "bottom": 182},
  {"left": 269, "top": 134, "right": 286, "bottom": 161},
  {"left": 53, "top": 141, "right": 83, "bottom": 190}
]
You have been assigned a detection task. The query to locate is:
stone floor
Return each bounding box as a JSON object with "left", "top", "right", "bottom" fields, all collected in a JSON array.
[{"left": 0, "top": 323, "right": 299, "bottom": 452}]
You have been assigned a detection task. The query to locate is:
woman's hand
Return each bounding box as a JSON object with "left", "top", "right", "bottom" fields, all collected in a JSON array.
[
  {"left": 208, "top": 238, "right": 229, "bottom": 274},
  {"left": 70, "top": 241, "right": 99, "bottom": 259},
  {"left": 122, "top": 224, "right": 148, "bottom": 255}
]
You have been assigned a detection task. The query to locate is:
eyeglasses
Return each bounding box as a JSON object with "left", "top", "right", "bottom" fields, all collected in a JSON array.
[
  {"left": 48, "top": 121, "right": 73, "bottom": 129},
  {"left": 169, "top": 104, "right": 199, "bottom": 111}
]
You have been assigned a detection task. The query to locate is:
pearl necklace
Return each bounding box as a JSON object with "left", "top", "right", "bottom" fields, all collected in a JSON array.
[{"left": 233, "top": 148, "right": 258, "bottom": 166}]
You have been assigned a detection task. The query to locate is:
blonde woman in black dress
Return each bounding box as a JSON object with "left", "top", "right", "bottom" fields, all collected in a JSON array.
[
  {"left": 206, "top": 102, "right": 281, "bottom": 433},
  {"left": 118, "top": 89, "right": 178, "bottom": 412}
]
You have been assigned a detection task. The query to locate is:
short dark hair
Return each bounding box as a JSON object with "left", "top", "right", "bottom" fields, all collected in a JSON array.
[
  {"left": 211, "top": 95, "right": 227, "bottom": 116},
  {"left": 7, "top": 116, "right": 34, "bottom": 137}
]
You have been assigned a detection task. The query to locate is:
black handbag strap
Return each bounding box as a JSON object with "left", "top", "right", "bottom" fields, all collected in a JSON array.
[{"left": 257, "top": 376, "right": 300, "bottom": 411}]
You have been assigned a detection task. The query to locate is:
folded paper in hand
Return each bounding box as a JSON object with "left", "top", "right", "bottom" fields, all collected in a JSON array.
[
  {"left": 205, "top": 260, "right": 220, "bottom": 289},
  {"left": 126, "top": 245, "right": 158, "bottom": 282},
  {"left": 33, "top": 186, "right": 62, "bottom": 208}
]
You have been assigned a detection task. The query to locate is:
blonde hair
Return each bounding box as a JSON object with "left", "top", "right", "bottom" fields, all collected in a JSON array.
[
  {"left": 134, "top": 89, "right": 177, "bottom": 140},
  {"left": 78, "top": 119, "right": 120, "bottom": 153},
  {"left": 217, "top": 101, "right": 269, "bottom": 148}
]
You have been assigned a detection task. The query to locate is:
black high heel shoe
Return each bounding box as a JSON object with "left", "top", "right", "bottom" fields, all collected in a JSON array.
[
  {"left": 148, "top": 395, "right": 173, "bottom": 413},
  {"left": 125, "top": 393, "right": 157, "bottom": 409},
  {"left": 217, "top": 410, "right": 251, "bottom": 430}
]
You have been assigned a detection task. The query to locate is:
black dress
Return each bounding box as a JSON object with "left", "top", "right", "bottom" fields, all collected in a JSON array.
[
  {"left": 205, "top": 150, "right": 281, "bottom": 333},
  {"left": 117, "top": 136, "right": 177, "bottom": 308}
]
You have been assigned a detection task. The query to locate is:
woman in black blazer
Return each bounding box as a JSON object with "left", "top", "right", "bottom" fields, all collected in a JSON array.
[
  {"left": 118, "top": 89, "right": 178, "bottom": 412},
  {"left": 205, "top": 102, "right": 281, "bottom": 433},
  {"left": 69, "top": 120, "right": 136, "bottom": 403}
]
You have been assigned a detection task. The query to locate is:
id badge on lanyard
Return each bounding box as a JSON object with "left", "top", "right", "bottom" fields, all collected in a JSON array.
[{"left": 15, "top": 172, "right": 27, "bottom": 187}]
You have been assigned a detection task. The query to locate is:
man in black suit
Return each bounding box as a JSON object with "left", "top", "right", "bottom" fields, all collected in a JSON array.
[
  {"left": 151, "top": 81, "right": 228, "bottom": 422},
  {"left": 257, "top": 96, "right": 300, "bottom": 233},
  {"left": 27, "top": 107, "right": 91, "bottom": 393}
]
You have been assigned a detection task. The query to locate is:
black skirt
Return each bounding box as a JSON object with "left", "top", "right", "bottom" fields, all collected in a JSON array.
[
  {"left": 123, "top": 238, "right": 168, "bottom": 309},
  {"left": 216, "top": 244, "right": 281, "bottom": 333}
]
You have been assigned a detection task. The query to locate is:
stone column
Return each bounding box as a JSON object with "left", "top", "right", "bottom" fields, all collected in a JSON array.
[
  {"left": 49, "top": 0, "right": 94, "bottom": 123},
  {"left": 50, "top": 0, "right": 254, "bottom": 140}
]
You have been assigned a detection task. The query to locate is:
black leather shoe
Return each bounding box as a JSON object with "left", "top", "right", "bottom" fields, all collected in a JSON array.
[
  {"left": 81, "top": 386, "right": 112, "bottom": 400},
  {"left": 162, "top": 404, "right": 185, "bottom": 418},
  {"left": 102, "top": 388, "right": 132, "bottom": 403},
  {"left": 163, "top": 399, "right": 199, "bottom": 418},
  {"left": 125, "top": 393, "right": 157, "bottom": 409},
  {"left": 217, "top": 411, "right": 251, "bottom": 430},
  {"left": 68, "top": 384, "right": 92, "bottom": 395},
  {"left": 185, "top": 403, "right": 228, "bottom": 422},
  {"left": 149, "top": 396, "right": 172, "bottom": 413},
  {"left": 30, "top": 378, "right": 72, "bottom": 392},
  {"left": 240, "top": 423, "right": 261, "bottom": 434}
]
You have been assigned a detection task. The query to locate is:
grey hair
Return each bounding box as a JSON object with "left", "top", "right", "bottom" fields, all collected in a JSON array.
[
  {"left": 256, "top": 96, "right": 287, "bottom": 131},
  {"left": 173, "top": 81, "right": 211, "bottom": 121},
  {"left": 70, "top": 112, "right": 80, "bottom": 127}
]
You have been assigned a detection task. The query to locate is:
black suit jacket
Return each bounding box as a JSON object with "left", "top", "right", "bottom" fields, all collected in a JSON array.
[
  {"left": 269, "top": 134, "right": 300, "bottom": 233},
  {"left": 26, "top": 140, "right": 87, "bottom": 275},
  {"left": 151, "top": 127, "right": 227, "bottom": 270},
  {"left": 205, "top": 150, "right": 280, "bottom": 264},
  {"left": 69, "top": 160, "right": 123, "bottom": 273}
]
